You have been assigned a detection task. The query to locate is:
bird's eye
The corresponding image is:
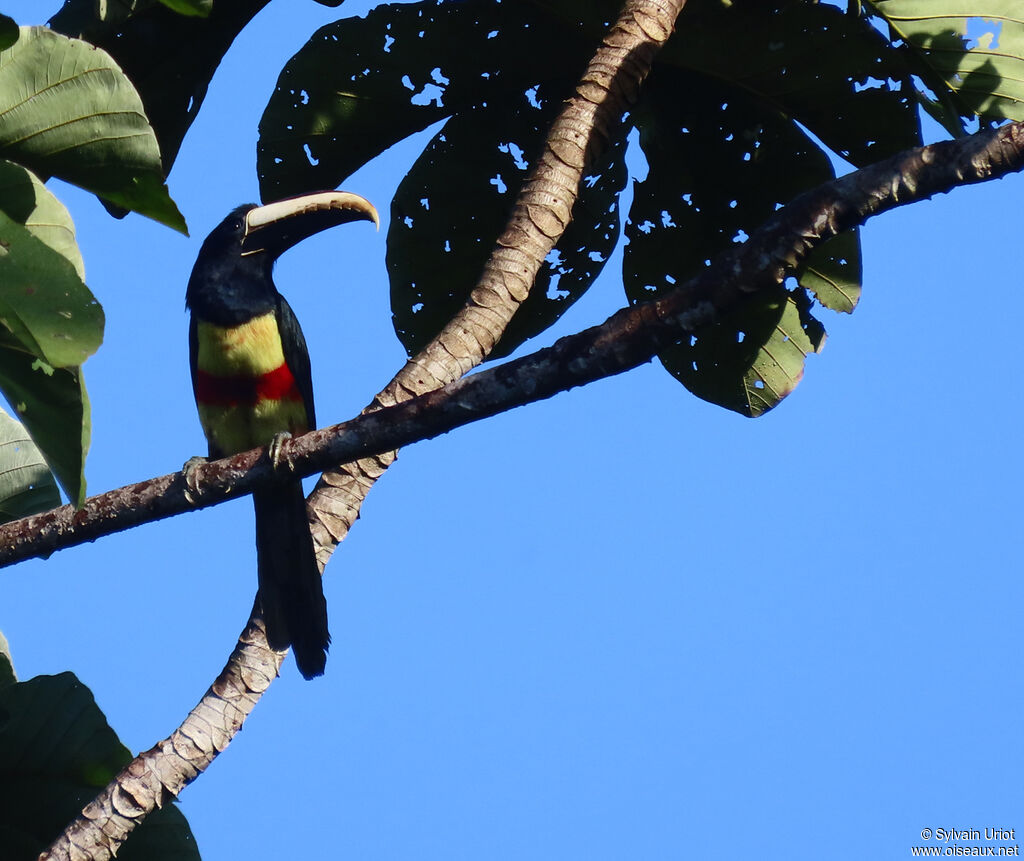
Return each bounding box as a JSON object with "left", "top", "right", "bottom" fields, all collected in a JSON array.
[{"left": 234, "top": 219, "right": 243, "bottom": 231}]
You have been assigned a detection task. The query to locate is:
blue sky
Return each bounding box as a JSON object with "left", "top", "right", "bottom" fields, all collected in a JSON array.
[{"left": 1, "top": 2, "right": 1021, "bottom": 859}]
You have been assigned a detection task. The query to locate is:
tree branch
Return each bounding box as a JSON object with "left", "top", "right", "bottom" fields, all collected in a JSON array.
[
  {"left": 35, "top": 2, "right": 688, "bottom": 859},
  {"left": 36, "top": 2, "right": 1024, "bottom": 856},
  {"left": 305, "top": 0, "right": 685, "bottom": 565},
  {"left": 10, "top": 118, "right": 1024, "bottom": 574},
  {"left": 32, "top": 108, "right": 1024, "bottom": 861}
]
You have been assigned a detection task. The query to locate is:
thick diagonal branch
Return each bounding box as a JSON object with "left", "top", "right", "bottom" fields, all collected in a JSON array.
[
  {"left": 11, "top": 118, "right": 1024, "bottom": 573},
  {"left": 31, "top": 114, "right": 1024, "bottom": 861},
  {"left": 36, "top": 2, "right": 688, "bottom": 860},
  {"left": 306, "top": 0, "right": 685, "bottom": 563}
]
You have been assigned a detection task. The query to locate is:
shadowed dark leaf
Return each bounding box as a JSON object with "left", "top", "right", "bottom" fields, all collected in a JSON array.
[
  {"left": 257, "top": 0, "right": 591, "bottom": 200},
  {"left": 0, "top": 672, "right": 200, "bottom": 860},
  {"left": 625, "top": 68, "right": 857, "bottom": 415},
  {"left": 388, "top": 101, "right": 626, "bottom": 359}
]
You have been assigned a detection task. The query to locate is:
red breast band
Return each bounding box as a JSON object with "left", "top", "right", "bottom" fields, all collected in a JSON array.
[{"left": 194, "top": 362, "right": 302, "bottom": 407}]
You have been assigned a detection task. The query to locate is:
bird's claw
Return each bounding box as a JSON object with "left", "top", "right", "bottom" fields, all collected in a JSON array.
[
  {"left": 182, "top": 455, "right": 208, "bottom": 504},
  {"left": 268, "top": 432, "right": 295, "bottom": 474}
]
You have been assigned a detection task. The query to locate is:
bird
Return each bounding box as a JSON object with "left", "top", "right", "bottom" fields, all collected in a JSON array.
[{"left": 185, "top": 191, "right": 379, "bottom": 678}]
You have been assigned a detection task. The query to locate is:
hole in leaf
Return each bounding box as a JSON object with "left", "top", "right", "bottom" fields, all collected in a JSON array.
[{"left": 547, "top": 273, "right": 569, "bottom": 300}]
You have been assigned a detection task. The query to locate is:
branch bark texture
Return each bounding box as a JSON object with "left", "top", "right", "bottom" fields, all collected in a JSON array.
[
  {"left": 36, "top": 1, "right": 687, "bottom": 859},
  {"left": 34, "top": 5, "right": 1024, "bottom": 859},
  {"left": 9, "top": 118, "right": 1024, "bottom": 573},
  {"left": 306, "top": 0, "right": 686, "bottom": 563},
  {"left": 31, "top": 109, "right": 1024, "bottom": 861}
]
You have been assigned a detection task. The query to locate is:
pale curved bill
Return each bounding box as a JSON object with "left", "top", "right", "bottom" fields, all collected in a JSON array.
[{"left": 245, "top": 191, "right": 380, "bottom": 233}]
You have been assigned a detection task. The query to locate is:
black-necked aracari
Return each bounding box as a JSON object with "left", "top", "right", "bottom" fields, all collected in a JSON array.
[{"left": 186, "top": 191, "right": 379, "bottom": 679}]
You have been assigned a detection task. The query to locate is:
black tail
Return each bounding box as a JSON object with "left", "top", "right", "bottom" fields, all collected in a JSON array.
[{"left": 253, "top": 481, "right": 330, "bottom": 678}]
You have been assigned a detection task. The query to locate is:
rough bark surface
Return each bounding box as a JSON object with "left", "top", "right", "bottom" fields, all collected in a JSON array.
[
  {"left": 307, "top": 0, "right": 685, "bottom": 558},
  {"left": 38, "top": 615, "right": 282, "bottom": 861},
  {"left": 35, "top": 2, "right": 688, "bottom": 859},
  {"left": 34, "top": 9, "right": 1024, "bottom": 861},
  {"left": 30, "top": 112, "right": 1024, "bottom": 861},
  {"left": 4, "top": 123, "right": 1021, "bottom": 572}
]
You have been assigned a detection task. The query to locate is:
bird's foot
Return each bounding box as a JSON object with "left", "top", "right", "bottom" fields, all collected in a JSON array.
[
  {"left": 268, "top": 432, "right": 295, "bottom": 474},
  {"left": 182, "top": 455, "right": 208, "bottom": 504}
]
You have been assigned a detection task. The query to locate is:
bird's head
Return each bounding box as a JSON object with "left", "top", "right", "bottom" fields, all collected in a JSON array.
[{"left": 186, "top": 191, "right": 379, "bottom": 321}]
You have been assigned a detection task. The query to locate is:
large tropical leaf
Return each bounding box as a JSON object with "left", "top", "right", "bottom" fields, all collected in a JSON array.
[
  {"left": 0, "top": 631, "right": 15, "bottom": 688},
  {"left": 0, "top": 330, "right": 91, "bottom": 507},
  {"left": 0, "top": 161, "right": 101, "bottom": 369},
  {"left": 0, "top": 407, "right": 60, "bottom": 523},
  {"left": 388, "top": 102, "right": 626, "bottom": 360},
  {"left": 260, "top": 0, "right": 910, "bottom": 380},
  {"left": 0, "top": 161, "right": 100, "bottom": 505},
  {"left": 258, "top": 0, "right": 592, "bottom": 201},
  {"left": 871, "top": 1, "right": 1024, "bottom": 122},
  {"left": 158, "top": 0, "right": 213, "bottom": 16},
  {"left": 0, "top": 15, "right": 16, "bottom": 51},
  {"left": 260, "top": 0, "right": 619, "bottom": 357},
  {"left": 0, "top": 672, "right": 200, "bottom": 860},
  {"left": 625, "top": 69, "right": 859, "bottom": 416},
  {"left": 50, "top": 0, "right": 265, "bottom": 180},
  {"left": 50, "top": 0, "right": 211, "bottom": 26},
  {"left": 0, "top": 27, "right": 185, "bottom": 231},
  {"left": 664, "top": 0, "right": 922, "bottom": 165},
  {"left": 527, "top": 0, "right": 923, "bottom": 165},
  {"left": 0, "top": 160, "right": 85, "bottom": 277}
]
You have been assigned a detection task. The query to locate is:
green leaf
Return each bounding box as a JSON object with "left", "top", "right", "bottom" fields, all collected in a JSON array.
[
  {"left": 0, "top": 15, "right": 17, "bottom": 51},
  {"left": 0, "top": 160, "right": 86, "bottom": 279},
  {"left": 0, "top": 27, "right": 186, "bottom": 232},
  {"left": 258, "top": 0, "right": 591, "bottom": 200},
  {"left": 157, "top": 0, "right": 213, "bottom": 16},
  {"left": 667, "top": 289, "right": 825, "bottom": 418},
  {"left": 0, "top": 672, "right": 200, "bottom": 860},
  {"left": 801, "top": 229, "right": 862, "bottom": 315},
  {"left": 0, "top": 213, "right": 100, "bottom": 370},
  {"left": 871, "top": 0, "right": 1024, "bottom": 122},
  {"left": 625, "top": 69, "right": 854, "bottom": 415},
  {"left": 0, "top": 332, "right": 90, "bottom": 507},
  {"left": 260, "top": 0, "right": 613, "bottom": 356},
  {"left": 0, "top": 407, "right": 60, "bottom": 523},
  {"left": 665, "top": 0, "right": 921, "bottom": 165},
  {"left": 57, "top": 0, "right": 148, "bottom": 26},
  {"left": 388, "top": 102, "right": 626, "bottom": 360},
  {"left": 50, "top": 0, "right": 265, "bottom": 182},
  {"left": 0, "top": 631, "right": 14, "bottom": 687},
  {"left": 0, "top": 161, "right": 102, "bottom": 369},
  {"left": 0, "top": 161, "right": 98, "bottom": 506},
  {"left": 526, "top": 0, "right": 922, "bottom": 166}
]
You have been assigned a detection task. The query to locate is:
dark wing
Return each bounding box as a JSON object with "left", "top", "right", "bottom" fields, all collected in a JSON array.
[{"left": 276, "top": 294, "right": 316, "bottom": 430}]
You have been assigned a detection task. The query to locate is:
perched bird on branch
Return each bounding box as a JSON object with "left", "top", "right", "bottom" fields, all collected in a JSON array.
[{"left": 186, "top": 191, "right": 379, "bottom": 678}]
